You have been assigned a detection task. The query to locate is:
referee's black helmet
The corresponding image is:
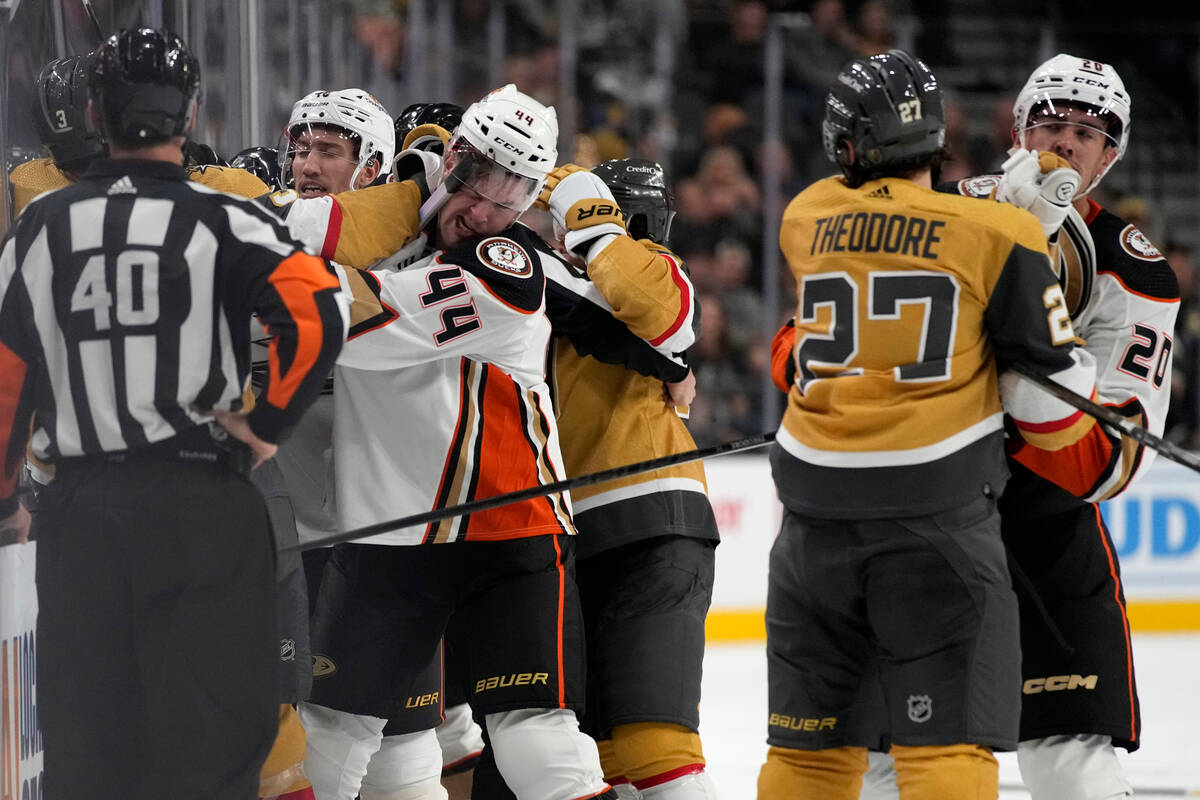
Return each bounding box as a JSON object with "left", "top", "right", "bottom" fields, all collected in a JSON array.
[
  {"left": 34, "top": 55, "right": 106, "bottom": 172},
  {"left": 822, "top": 49, "right": 945, "bottom": 187},
  {"left": 89, "top": 27, "right": 201, "bottom": 146},
  {"left": 592, "top": 158, "right": 675, "bottom": 245}
]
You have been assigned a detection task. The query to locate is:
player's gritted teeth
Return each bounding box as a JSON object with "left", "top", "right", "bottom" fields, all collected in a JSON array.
[{"left": 299, "top": 181, "right": 329, "bottom": 198}]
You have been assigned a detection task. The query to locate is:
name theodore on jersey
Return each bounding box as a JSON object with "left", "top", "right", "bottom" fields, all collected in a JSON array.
[{"left": 810, "top": 212, "right": 946, "bottom": 259}]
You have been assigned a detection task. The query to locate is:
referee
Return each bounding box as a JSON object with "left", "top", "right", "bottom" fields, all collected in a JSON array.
[{"left": 0, "top": 28, "right": 346, "bottom": 800}]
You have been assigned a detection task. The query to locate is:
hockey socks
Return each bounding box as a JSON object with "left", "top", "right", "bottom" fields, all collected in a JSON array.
[
  {"left": 756, "top": 744, "right": 867, "bottom": 800},
  {"left": 891, "top": 743, "right": 998, "bottom": 800}
]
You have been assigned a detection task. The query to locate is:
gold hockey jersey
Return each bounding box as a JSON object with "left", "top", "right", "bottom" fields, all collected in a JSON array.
[{"left": 775, "top": 175, "right": 1096, "bottom": 518}]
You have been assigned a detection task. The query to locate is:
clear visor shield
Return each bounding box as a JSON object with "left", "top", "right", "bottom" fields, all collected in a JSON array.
[
  {"left": 444, "top": 133, "right": 542, "bottom": 213},
  {"left": 276, "top": 123, "right": 363, "bottom": 184},
  {"left": 1021, "top": 98, "right": 1121, "bottom": 149}
]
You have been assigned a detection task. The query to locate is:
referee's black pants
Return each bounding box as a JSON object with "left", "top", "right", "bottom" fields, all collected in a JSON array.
[{"left": 35, "top": 457, "right": 279, "bottom": 800}]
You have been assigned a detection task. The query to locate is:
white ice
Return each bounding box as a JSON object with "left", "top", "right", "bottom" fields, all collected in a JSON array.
[{"left": 698, "top": 633, "right": 1200, "bottom": 798}]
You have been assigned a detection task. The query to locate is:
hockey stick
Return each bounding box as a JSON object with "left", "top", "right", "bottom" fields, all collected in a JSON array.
[
  {"left": 80, "top": 0, "right": 105, "bottom": 41},
  {"left": 1011, "top": 361, "right": 1200, "bottom": 474},
  {"left": 280, "top": 431, "right": 775, "bottom": 553}
]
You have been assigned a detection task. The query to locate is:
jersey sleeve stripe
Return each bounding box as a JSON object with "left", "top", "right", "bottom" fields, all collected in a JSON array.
[
  {"left": 1012, "top": 407, "right": 1086, "bottom": 434},
  {"left": 1096, "top": 270, "right": 1182, "bottom": 304},
  {"left": 321, "top": 197, "right": 345, "bottom": 261},
  {"left": 263, "top": 252, "right": 341, "bottom": 408},
  {"left": 648, "top": 253, "right": 693, "bottom": 347}
]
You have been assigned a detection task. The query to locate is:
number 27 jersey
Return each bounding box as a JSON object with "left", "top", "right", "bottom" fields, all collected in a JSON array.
[{"left": 775, "top": 175, "right": 1092, "bottom": 518}]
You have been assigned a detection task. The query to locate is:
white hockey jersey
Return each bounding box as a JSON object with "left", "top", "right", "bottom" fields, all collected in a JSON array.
[
  {"left": 954, "top": 176, "right": 1180, "bottom": 504},
  {"left": 333, "top": 225, "right": 575, "bottom": 545}
]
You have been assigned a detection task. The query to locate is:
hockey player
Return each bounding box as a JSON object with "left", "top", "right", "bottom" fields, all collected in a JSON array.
[
  {"left": 757, "top": 50, "right": 1100, "bottom": 800},
  {"left": 940, "top": 53, "right": 1172, "bottom": 800},
  {"left": 0, "top": 27, "right": 347, "bottom": 799},
  {"left": 11, "top": 55, "right": 106, "bottom": 211},
  {"left": 466, "top": 161, "right": 713, "bottom": 800},
  {"left": 845, "top": 53, "right": 1179, "bottom": 800},
  {"left": 293, "top": 85, "right": 661, "bottom": 800},
  {"left": 538, "top": 158, "right": 717, "bottom": 800},
  {"left": 13, "top": 53, "right": 270, "bottom": 219},
  {"left": 278, "top": 88, "right": 395, "bottom": 197}
]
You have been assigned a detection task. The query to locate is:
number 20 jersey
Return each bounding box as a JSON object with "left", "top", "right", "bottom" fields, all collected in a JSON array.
[{"left": 775, "top": 175, "right": 1093, "bottom": 519}]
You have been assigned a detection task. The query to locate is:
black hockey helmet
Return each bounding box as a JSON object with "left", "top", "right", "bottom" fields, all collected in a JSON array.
[
  {"left": 89, "top": 27, "right": 201, "bottom": 145},
  {"left": 394, "top": 102, "right": 464, "bottom": 153},
  {"left": 822, "top": 49, "right": 945, "bottom": 186},
  {"left": 592, "top": 158, "right": 675, "bottom": 245},
  {"left": 230, "top": 146, "right": 283, "bottom": 190},
  {"left": 33, "top": 55, "right": 106, "bottom": 173}
]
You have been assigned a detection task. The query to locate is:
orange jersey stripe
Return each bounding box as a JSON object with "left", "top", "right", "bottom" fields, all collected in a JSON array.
[
  {"left": 0, "top": 341, "right": 29, "bottom": 496},
  {"left": 1010, "top": 422, "right": 1115, "bottom": 496},
  {"left": 1093, "top": 505, "right": 1138, "bottom": 744},
  {"left": 265, "top": 252, "right": 340, "bottom": 409},
  {"left": 552, "top": 532, "right": 567, "bottom": 709},
  {"left": 464, "top": 367, "right": 566, "bottom": 539}
]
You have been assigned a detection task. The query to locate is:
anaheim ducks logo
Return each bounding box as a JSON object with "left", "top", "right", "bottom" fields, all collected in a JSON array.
[
  {"left": 476, "top": 237, "right": 533, "bottom": 277},
  {"left": 959, "top": 175, "right": 999, "bottom": 198},
  {"left": 312, "top": 654, "right": 337, "bottom": 678},
  {"left": 1119, "top": 224, "right": 1162, "bottom": 261}
]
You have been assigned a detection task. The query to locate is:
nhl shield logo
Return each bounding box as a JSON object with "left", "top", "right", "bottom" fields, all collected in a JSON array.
[
  {"left": 476, "top": 237, "right": 533, "bottom": 277},
  {"left": 280, "top": 638, "right": 296, "bottom": 662},
  {"left": 907, "top": 694, "right": 933, "bottom": 723}
]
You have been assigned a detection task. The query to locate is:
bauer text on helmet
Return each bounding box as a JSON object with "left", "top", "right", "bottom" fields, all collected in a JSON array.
[{"left": 280, "top": 88, "right": 395, "bottom": 194}]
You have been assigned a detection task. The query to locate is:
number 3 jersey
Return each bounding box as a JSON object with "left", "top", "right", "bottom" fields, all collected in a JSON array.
[
  {"left": 331, "top": 224, "right": 575, "bottom": 545},
  {"left": 774, "top": 174, "right": 1097, "bottom": 519}
]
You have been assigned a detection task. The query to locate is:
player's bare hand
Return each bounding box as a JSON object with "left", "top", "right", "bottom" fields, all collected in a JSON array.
[
  {"left": 212, "top": 409, "right": 278, "bottom": 468},
  {"left": 664, "top": 369, "right": 697, "bottom": 408},
  {"left": 0, "top": 504, "right": 31, "bottom": 544}
]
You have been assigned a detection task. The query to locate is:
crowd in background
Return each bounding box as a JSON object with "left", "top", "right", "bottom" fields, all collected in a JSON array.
[{"left": 8, "top": 0, "right": 1200, "bottom": 447}]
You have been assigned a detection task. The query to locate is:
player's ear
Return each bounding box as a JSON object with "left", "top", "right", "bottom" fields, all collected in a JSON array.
[
  {"left": 835, "top": 138, "right": 856, "bottom": 169},
  {"left": 356, "top": 157, "right": 380, "bottom": 189}
]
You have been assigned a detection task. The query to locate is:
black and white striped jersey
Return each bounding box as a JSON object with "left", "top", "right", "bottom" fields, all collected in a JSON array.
[{"left": 0, "top": 158, "right": 347, "bottom": 516}]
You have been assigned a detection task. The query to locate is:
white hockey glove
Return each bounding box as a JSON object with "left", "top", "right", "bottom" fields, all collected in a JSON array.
[
  {"left": 995, "top": 149, "right": 1081, "bottom": 237},
  {"left": 388, "top": 147, "right": 443, "bottom": 190},
  {"left": 540, "top": 166, "right": 626, "bottom": 261}
]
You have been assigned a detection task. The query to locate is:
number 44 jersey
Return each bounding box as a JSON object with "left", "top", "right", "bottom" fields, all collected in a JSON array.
[
  {"left": 331, "top": 223, "right": 576, "bottom": 546},
  {"left": 773, "top": 174, "right": 1098, "bottom": 519}
]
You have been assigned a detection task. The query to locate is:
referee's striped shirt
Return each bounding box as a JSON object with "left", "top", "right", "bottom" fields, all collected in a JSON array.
[{"left": 0, "top": 158, "right": 347, "bottom": 516}]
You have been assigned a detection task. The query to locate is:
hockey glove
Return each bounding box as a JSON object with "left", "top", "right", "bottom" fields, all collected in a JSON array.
[
  {"left": 544, "top": 169, "right": 627, "bottom": 261},
  {"left": 389, "top": 147, "right": 443, "bottom": 194},
  {"left": 534, "top": 163, "right": 588, "bottom": 210},
  {"left": 995, "top": 149, "right": 1081, "bottom": 237},
  {"left": 401, "top": 123, "right": 453, "bottom": 154}
]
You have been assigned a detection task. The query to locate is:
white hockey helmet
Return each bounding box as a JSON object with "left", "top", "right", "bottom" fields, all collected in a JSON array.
[
  {"left": 442, "top": 84, "right": 558, "bottom": 214},
  {"left": 1012, "top": 54, "right": 1131, "bottom": 191},
  {"left": 281, "top": 88, "right": 396, "bottom": 189}
]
